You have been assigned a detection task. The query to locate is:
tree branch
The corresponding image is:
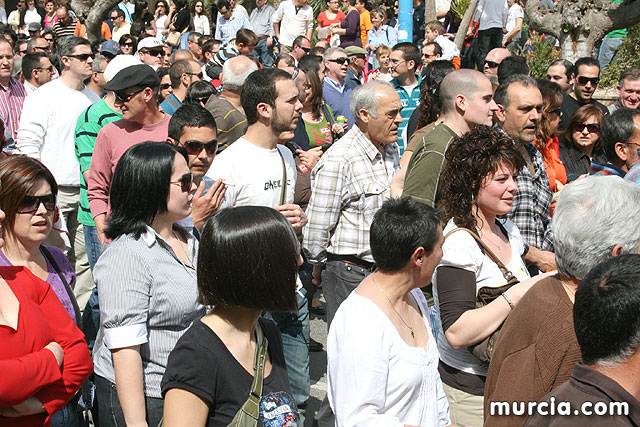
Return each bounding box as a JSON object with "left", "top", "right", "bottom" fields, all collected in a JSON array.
[
  {"left": 454, "top": 0, "right": 479, "bottom": 51},
  {"left": 525, "top": 0, "right": 561, "bottom": 38}
]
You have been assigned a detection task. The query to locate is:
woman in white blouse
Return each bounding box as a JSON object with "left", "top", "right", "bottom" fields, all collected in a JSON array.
[
  {"left": 328, "top": 197, "right": 452, "bottom": 427},
  {"left": 92, "top": 142, "right": 205, "bottom": 427},
  {"left": 192, "top": 0, "right": 210, "bottom": 35},
  {"left": 154, "top": 0, "right": 169, "bottom": 40}
]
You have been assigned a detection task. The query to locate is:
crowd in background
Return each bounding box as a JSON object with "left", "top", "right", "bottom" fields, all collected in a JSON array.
[{"left": 1, "top": 0, "right": 640, "bottom": 426}]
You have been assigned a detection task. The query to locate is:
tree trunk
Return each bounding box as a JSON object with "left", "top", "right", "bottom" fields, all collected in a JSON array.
[
  {"left": 425, "top": 0, "right": 436, "bottom": 24},
  {"left": 454, "top": 0, "right": 478, "bottom": 51},
  {"left": 70, "top": 0, "right": 120, "bottom": 42}
]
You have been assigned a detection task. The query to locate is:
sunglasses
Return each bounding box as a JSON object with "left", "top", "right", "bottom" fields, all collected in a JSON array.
[
  {"left": 573, "top": 123, "right": 599, "bottom": 134},
  {"left": 121, "top": 42, "right": 134, "bottom": 47},
  {"left": 301, "top": 46, "right": 311, "bottom": 53},
  {"left": 143, "top": 48, "right": 165, "bottom": 57},
  {"left": 67, "top": 53, "right": 95, "bottom": 61},
  {"left": 16, "top": 49, "right": 27, "bottom": 55},
  {"left": 35, "top": 65, "right": 54, "bottom": 72},
  {"left": 114, "top": 87, "right": 146, "bottom": 103},
  {"left": 328, "top": 57, "right": 349, "bottom": 65},
  {"left": 17, "top": 193, "right": 56, "bottom": 214},
  {"left": 101, "top": 51, "right": 116, "bottom": 60},
  {"left": 577, "top": 76, "right": 599, "bottom": 86},
  {"left": 182, "top": 139, "right": 218, "bottom": 155},
  {"left": 160, "top": 83, "right": 171, "bottom": 90},
  {"left": 170, "top": 173, "right": 194, "bottom": 192},
  {"left": 186, "top": 71, "right": 203, "bottom": 79},
  {"left": 485, "top": 60, "right": 500, "bottom": 68}
]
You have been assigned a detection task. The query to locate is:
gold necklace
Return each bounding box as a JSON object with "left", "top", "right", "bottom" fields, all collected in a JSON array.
[{"left": 372, "top": 275, "right": 415, "bottom": 339}]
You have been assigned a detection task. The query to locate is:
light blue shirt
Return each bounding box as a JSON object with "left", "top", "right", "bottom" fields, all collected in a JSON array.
[{"left": 366, "top": 25, "right": 397, "bottom": 50}]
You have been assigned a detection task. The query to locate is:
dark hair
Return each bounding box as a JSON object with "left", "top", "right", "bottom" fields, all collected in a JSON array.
[
  {"left": 0, "top": 155, "right": 58, "bottom": 235},
  {"left": 575, "top": 254, "right": 640, "bottom": 366},
  {"left": 370, "top": 197, "right": 441, "bottom": 272},
  {"left": 562, "top": 104, "right": 605, "bottom": 152},
  {"left": 105, "top": 142, "right": 188, "bottom": 240},
  {"left": 549, "top": 58, "right": 574, "bottom": 80},
  {"left": 133, "top": 0, "right": 148, "bottom": 21},
  {"left": 155, "top": 0, "right": 169, "bottom": 14},
  {"left": 168, "top": 103, "right": 217, "bottom": 141},
  {"left": 293, "top": 35, "right": 309, "bottom": 48},
  {"left": 201, "top": 39, "right": 218, "bottom": 56},
  {"left": 416, "top": 60, "right": 454, "bottom": 129},
  {"left": 197, "top": 206, "right": 299, "bottom": 311},
  {"left": 130, "top": 22, "right": 146, "bottom": 38},
  {"left": 113, "top": 8, "right": 125, "bottom": 18},
  {"left": 57, "top": 36, "right": 91, "bottom": 66},
  {"left": 601, "top": 108, "right": 640, "bottom": 162},
  {"left": 534, "top": 79, "right": 563, "bottom": 146},
  {"left": 218, "top": 0, "right": 231, "bottom": 10},
  {"left": 236, "top": 28, "right": 257, "bottom": 47},
  {"left": 574, "top": 57, "right": 600, "bottom": 75},
  {"left": 119, "top": 34, "right": 138, "bottom": 51},
  {"left": 241, "top": 68, "right": 292, "bottom": 125},
  {"left": 392, "top": 42, "right": 420, "bottom": 71},
  {"left": 440, "top": 125, "right": 525, "bottom": 230},
  {"left": 168, "top": 59, "right": 193, "bottom": 88},
  {"left": 298, "top": 54, "right": 322, "bottom": 75},
  {"left": 303, "top": 66, "right": 323, "bottom": 120},
  {"left": 424, "top": 41, "right": 442, "bottom": 56},
  {"left": 174, "top": 0, "right": 188, "bottom": 10},
  {"left": 309, "top": 46, "right": 326, "bottom": 57},
  {"left": 185, "top": 80, "right": 217, "bottom": 105},
  {"left": 22, "top": 51, "right": 47, "bottom": 80},
  {"left": 497, "top": 56, "right": 529, "bottom": 85},
  {"left": 493, "top": 74, "right": 537, "bottom": 110},
  {"left": 275, "top": 54, "right": 295, "bottom": 69}
]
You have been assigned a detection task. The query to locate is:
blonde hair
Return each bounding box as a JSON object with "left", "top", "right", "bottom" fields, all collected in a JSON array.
[{"left": 375, "top": 44, "right": 391, "bottom": 59}]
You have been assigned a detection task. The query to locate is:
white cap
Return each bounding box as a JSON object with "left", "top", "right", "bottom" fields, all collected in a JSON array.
[
  {"left": 104, "top": 55, "right": 143, "bottom": 83},
  {"left": 135, "top": 37, "right": 165, "bottom": 53}
]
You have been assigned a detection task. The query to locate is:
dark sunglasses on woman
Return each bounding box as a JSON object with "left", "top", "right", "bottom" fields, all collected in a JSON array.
[
  {"left": 170, "top": 173, "right": 194, "bottom": 192},
  {"left": 17, "top": 194, "right": 57, "bottom": 213}
]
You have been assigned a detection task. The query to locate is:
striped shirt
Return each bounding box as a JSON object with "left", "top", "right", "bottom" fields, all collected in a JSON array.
[
  {"left": 392, "top": 77, "right": 421, "bottom": 155},
  {"left": 52, "top": 18, "right": 77, "bottom": 39},
  {"left": 0, "top": 77, "right": 26, "bottom": 141},
  {"left": 92, "top": 225, "right": 205, "bottom": 398},
  {"left": 303, "top": 125, "right": 400, "bottom": 264},
  {"left": 74, "top": 98, "right": 122, "bottom": 227}
]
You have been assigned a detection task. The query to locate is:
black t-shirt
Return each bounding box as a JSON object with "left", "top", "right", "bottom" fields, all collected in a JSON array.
[
  {"left": 172, "top": 8, "right": 191, "bottom": 32},
  {"left": 559, "top": 93, "right": 608, "bottom": 131},
  {"left": 161, "top": 318, "right": 298, "bottom": 427}
]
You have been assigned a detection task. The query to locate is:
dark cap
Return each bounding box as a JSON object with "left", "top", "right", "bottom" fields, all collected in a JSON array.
[{"left": 104, "top": 64, "right": 160, "bottom": 92}]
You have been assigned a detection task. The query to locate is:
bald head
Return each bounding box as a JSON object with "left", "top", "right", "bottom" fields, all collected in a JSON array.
[
  {"left": 441, "top": 69, "right": 488, "bottom": 112},
  {"left": 171, "top": 49, "right": 193, "bottom": 63},
  {"left": 484, "top": 48, "right": 511, "bottom": 77}
]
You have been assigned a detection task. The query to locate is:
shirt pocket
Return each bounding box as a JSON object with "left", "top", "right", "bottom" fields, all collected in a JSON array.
[{"left": 358, "top": 181, "right": 386, "bottom": 214}]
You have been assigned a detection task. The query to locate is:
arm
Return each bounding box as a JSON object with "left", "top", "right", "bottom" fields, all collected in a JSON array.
[
  {"left": 272, "top": 21, "right": 280, "bottom": 38},
  {"left": 112, "top": 346, "right": 148, "bottom": 427},
  {"left": 342, "top": 12, "right": 359, "bottom": 36},
  {"left": 402, "top": 139, "right": 443, "bottom": 208},
  {"left": 502, "top": 17, "right": 522, "bottom": 45},
  {"left": 305, "top": 12, "right": 313, "bottom": 40},
  {"left": 87, "top": 128, "right": 113, "bottom": 240},
  {"left": 524, "top": 246, "right": 556, "bottom": 272},
  {"left": 162, "top": 389, "right": 209, "bottom": 427},
  {"left": 271, "top": 4, "right": 282, "bottom": 38},
  {"left": 16, "top": 91, "right": 47, "bottom": 158},
  {"left": 214, "top": 17, "right": 221, "bottom": 40}
]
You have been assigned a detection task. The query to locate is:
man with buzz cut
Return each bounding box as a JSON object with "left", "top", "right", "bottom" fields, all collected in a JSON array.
[
  {"left": 205, "top": 67, "right": 310, "bottom": 419},
  {"left": 160, "top": 59, "right": 203, "bottom": 115},
  {"left": 22, "top": 52, "right": 53, "bottom": 94}
]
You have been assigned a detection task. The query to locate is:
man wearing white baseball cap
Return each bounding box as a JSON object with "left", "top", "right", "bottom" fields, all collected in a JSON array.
[{"left": 136, "top": 36, "right": 166, "bottom": 69}]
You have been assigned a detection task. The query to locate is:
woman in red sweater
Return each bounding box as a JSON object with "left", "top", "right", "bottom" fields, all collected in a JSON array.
[{"left": 0, "top": 200, "right": 93, "bottom": 425}]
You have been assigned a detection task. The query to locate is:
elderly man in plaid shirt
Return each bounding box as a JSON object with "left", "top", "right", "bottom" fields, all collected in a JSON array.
[
  {"left": 494, "top": 74, "right": 556, "bottom": 273},
  {"left": 304, "top": 80, "right": 403, "bottom": 327}
]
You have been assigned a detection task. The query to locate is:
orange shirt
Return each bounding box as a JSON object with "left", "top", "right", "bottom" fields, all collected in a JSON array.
[
  {"left": 74, "top": 21, "right": 112, "bottom": 40},
  {"left": 537, "top": 136, "right": 566, "bottom": 216},
  {"left": 359, "top": 10, "right": 373, "bottom": 47}
]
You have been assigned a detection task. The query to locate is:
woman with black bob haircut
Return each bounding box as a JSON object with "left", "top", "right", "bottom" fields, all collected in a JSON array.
[
  {"left": 92, "top": 142, "right": 205, "bottom": 427},
  {"left": 161, "top": 206, "right": 300, "bottom": 426},
  {"left": 328, "top": 197, "right": 452, "bottom": 426}
]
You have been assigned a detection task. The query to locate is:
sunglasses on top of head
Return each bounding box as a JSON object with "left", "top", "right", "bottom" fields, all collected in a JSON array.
[
  {"left": 170, "top": 173, "right": 194, "bottom": 192},
  {"left": 17, "top": 194, "right": 56, "bottom": 214}
]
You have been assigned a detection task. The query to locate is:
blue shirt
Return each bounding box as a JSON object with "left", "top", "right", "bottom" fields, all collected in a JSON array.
[
  {"left": 366, "top": 25, "right": 397, "bottom": 49},
  {"left": 323, "top": 77, "right": 354, "bottom": 129},
  {"left": 160, "top": 93, "right": 182, "bottom": 116},
  {"left": 391, "top": 78, "right": 421, "bottom": 154}
]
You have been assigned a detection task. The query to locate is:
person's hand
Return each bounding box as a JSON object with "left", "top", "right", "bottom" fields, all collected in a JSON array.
[
  {"left": 1, "top": 397, "right": 46, "bottom": 417},
  {"left": 502, "top": 39, "right": 507, "bottom": 47},
  {"left": 503, "top": 27, "right": 508, "bottom": 34},
  {"left": 297, "top": 147, "right": 323, "bottom": 170},
  {"left": 45, "top": 341, "right": 64, "bottom": 367},
  {"left": 191, "top": 179, "right": 226, "bottom": 231},
  {"left": 331, "top": 122, "right": 346, "bottom": 136},
  {"left": 266, "top": 36, "right": 273, "bottom": 47},
  {"left": 275, "top": 204, "right": 307, "bottom": 230},
  {"left": 312, "top": 264, "right": 323, "bottom": 286},
  {"left": 169, "top": 2, "right": 176, "bottom": 13}
]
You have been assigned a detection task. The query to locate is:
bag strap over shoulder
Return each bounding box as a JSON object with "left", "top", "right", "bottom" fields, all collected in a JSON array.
[
  {"left": 444, "top": 227, "right": 517, "bottom": 284},
  {"left": 276, "top": 147, "right": 287, "bottom": 206},
  {"left": 40, "top": 245, "right": 82, "bottom": 327}
]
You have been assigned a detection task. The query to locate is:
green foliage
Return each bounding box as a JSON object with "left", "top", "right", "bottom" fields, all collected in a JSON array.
[
  {"left": 516, "top": 31, "right": 561, "bottom": 79},
  {"left": 450, "top": 0, "right": 470, "bottom": 20},
  {"left": 601, "top": 24, "right": 640, "bottom": 88}
]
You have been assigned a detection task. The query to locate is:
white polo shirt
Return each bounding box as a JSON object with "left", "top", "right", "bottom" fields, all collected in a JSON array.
[{"left": 271, "top": 0, "right": 313, "bottom": 47}]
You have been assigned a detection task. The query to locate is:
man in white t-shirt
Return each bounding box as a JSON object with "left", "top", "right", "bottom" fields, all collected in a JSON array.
[
  {"left": 502, "top": 0, "right": 523, "bottom": 49},
  {"left": 271, "top": 0, "right": 313, "bottom": 56},
  {"left": 205, "top": 67, "right": 311, "bottom": 418}
]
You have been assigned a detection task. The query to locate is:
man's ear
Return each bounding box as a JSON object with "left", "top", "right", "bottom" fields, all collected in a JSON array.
[
  {"left": 256, "top": 101, "right": 271, "bottom": 121},
  {"left": 454, "top": 94, "right": 466, "bottom": 113},
  {"left": 167, "top": 136, "right": 176, "bottom": 144},
  {"left": 358, "top": 108, "right": 370, "bottom": 124},
  {"left": 495, "top": 104, "right": 507, "bottom": 123},
  {"left": 614, "top": 141, "right": 629, "bottom": 162}
]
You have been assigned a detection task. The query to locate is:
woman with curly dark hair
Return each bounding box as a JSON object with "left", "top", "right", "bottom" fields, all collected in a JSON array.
[{"left": 432, "top": 125, "right": 551, "bottom": 426}]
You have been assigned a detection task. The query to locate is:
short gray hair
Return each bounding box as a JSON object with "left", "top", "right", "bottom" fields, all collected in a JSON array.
[
  {"left": 92, "top": 54, "right": 107, "bottom": 73},
  {"left": 56, "top": 36, "right": 91, "bottom": 68},
  {"left": 222, "top": 55, "right": 258, "bottom": 93},
  {"left": 323, "top": 46, "right": 345, "bottom": 62},
  {"left": 553, "top": 176, "right": 640, "bottom": 281},
  {"left": 350, "top": 80, "right": 394, "bottom": 124}
]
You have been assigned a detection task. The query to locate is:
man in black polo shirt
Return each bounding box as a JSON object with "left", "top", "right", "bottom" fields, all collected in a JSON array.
[
  {"left": 559, "top": 57, "right": 608, "bottom": 131},
  {"left": 524, "top": 253, "right": 640, "bottom": 426}
]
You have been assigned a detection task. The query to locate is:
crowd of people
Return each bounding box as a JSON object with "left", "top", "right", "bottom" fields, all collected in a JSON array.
[{"left": 1, "top": 0, "right": 640, "bottom": 426}]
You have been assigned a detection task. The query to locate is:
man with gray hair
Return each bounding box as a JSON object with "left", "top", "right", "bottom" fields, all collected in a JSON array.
[
  {"left": 85, "top": 54, "right": 108, "bottom": 97},
  {"left": 17, "top": 36, "right": 100, "bottom": 313},
  {"left": 204, "top": 55, "right": 257, "bottom": 152},
  {"left": 609, "top": 67, "right": 640, "bottom": 113},
  {"left": 322, "top": 46, "right": 354, "bottom": 128},
  {"left": 592, "top": 108, "right": 640, "bottom": 180},
  {"left": 494, "top": 74, "right": 555, "bottom": 273},
  {"left": 305, "top": 79, "right": 402, "bottom": 426}
]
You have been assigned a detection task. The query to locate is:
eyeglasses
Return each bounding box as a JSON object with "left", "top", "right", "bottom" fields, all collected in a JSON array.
[
  {"left": 143, "top": 48, "right": 165, "bottom": 57},
  {"left": 577, "top": 76, "right": 599, "bottom": 86},
  {"left": 422, "top": 53, "right": 436, "bottom": 58},
  {"left": 182, "top": 139, "right": 218, "bottom": 155},
  {"left": 114, "top": 87, "right": 146, "bottom": 103},
  {"left": 170, "top": 173, "right": 194, "bottom": 192},
  {"left": 44, "top": 37, "right": 53, "bottom": 43},
  {"left": 389, "top": 58, "right": 406, "bottom": 65},
  {"left": 110, "top": 16, "right": 118, "bottom": 20},
  {"left": 17, "top": 193, "right": 56, "bottom": 214},
  {"left": 186, "top": 71, "right": 203, "bottom": 79},
  {"left": 160, "top": 83, "right": 171, "bottom": 90},
  {"left": 301, "top": 46, "right": 311, "bottom": 53},
  {"left": 328, "top": 57, "right": 349, "bottom": 65},
  {"left": 485, "top": 60, "right": 500, "bottom": 68},
  {"left": 573, "top": 123, "right": 599, "bottom": 134},
  {"left": 67, "top": 53, "right": 95, "bottom": 61},
  {"left": 35, "top": 65, "right": 54, "bottom": 72}
]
